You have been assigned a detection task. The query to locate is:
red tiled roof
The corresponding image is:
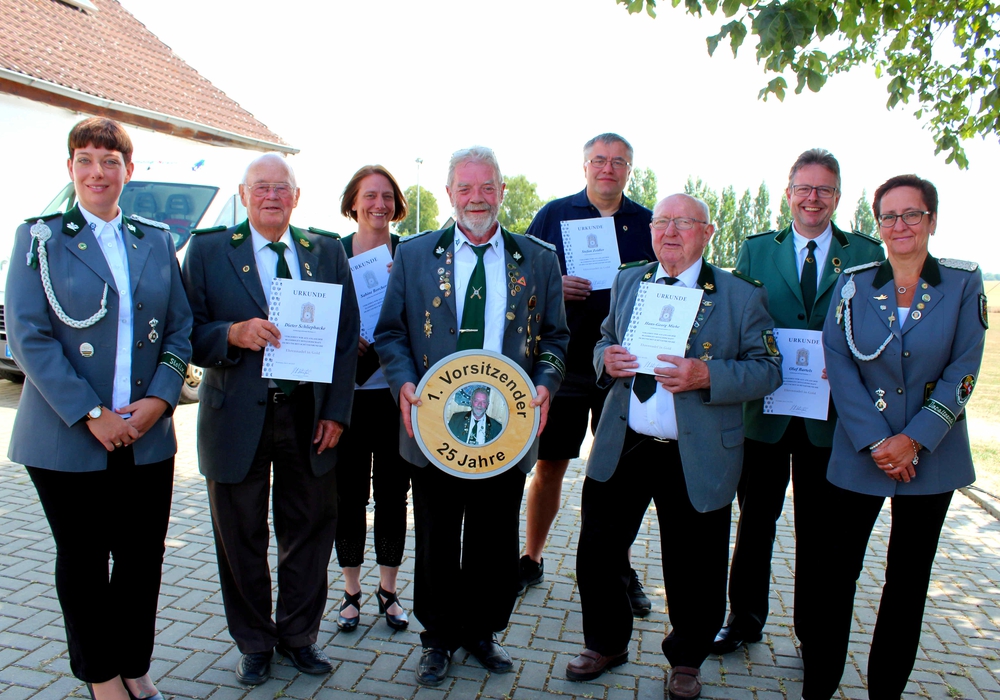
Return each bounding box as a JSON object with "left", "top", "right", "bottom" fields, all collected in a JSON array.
[{"left": 0, "top": 0, "right": 290, "bottom": 149}]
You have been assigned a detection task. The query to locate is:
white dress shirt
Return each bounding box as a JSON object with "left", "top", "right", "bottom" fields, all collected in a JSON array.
[
  {"left": 454, "top": 226, "right": 505, "bottom": 353},
  {"left": 463, "top": 414, "right": 489, "bottom": 444},
  {"left": 791, "top": 223, "right": 833, "bottom": 291},
  {"left": 250, "top": 225, "right": 301, "bottom": 303},
  {"left": 627, "top": 258, "right": 704, "bottom": 440},
  {"left": 79, "top": 205, "right": 132, "bottom": 412}
]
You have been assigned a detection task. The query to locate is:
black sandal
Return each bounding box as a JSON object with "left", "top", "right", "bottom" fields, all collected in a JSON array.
[
  {"left": 337, "top": 590, "right": 362, "bottom": 631},
  {"left": 377, "top": 585, "right": 409, "bottom": 631}
]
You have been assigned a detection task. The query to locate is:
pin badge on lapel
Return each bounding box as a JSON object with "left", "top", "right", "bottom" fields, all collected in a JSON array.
[{"left": 148, "top": 318, "right": 159, "bottom": 343}]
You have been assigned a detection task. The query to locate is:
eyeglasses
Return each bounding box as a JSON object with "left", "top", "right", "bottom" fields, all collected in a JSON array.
[
  {"left": 246, "top": 183, "right": 296, "bottom": 198},
  {"left": 878, "top": 210, "right": 931, "bottom": 228},
  {"left": 587, "top": 157, "right": 631, "bottom": 170},
  {"left": 790, "top": 184, "right": 838, "bottom": 199},
  {"left": 650, "top": 217, "right": 706, "bottom": 231}
]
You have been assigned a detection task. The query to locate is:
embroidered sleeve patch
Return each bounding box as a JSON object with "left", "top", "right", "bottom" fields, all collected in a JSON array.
[
  {"left": 957, "top": 375, "right": 976, "bottom": 406},
  {"left": 923, "top": 398, "right": 956, "bottom": 428},
  {"left": 159, "top": 351, "right": 188, "bottom": 380},
  {"left": 981, "top": 293, "right": 989, "bottom": 330},
  {"left": 762, "top": 329, "right": 780, "bottom": 356}
]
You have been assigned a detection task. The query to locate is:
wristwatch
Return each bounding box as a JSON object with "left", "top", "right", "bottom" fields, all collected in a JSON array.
[{"left": 86, "top": 406, "right": 103, "bottom": 421}]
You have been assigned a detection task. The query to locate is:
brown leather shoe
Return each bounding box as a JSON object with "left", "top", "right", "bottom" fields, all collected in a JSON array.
[
  {"left": 667, "top": 666, "right": 702, "bottom": 699},
  {"left": 566, "top": 648, "right": 628, "bottom": 681}
]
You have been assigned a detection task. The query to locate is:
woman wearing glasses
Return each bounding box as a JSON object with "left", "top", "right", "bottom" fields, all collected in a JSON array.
[
  {"left": 6, "top": 117, "right": 192, "bottom": 700},
  {"left": 803, "top": 175, "right": 986, "bottom": 699},
  {"left": 333, "top": 165, "right": 411, "bottom": 632}
]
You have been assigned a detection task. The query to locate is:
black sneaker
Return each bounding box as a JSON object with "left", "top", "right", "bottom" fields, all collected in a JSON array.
[
  {"left": 517, "top": 555, "right": 544, "bottom": 594},
  {"left": 627, "top": 568, "right": 652, "bottom": 617}
]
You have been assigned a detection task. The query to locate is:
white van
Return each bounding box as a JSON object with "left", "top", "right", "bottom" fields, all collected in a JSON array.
[{"left": 0, "top": 159, "right": 247, "bottom": 402}]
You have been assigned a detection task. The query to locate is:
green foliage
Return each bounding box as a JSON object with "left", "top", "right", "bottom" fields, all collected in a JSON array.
[
  {"left": 711, "top": 185, "right": 740, "bottom": 267},
  {"left": 498, "top": 174, "right": 546, "bottom": 233},
  {"left": 616, "top": 0, "right": 1000, "bottom": 168},
  {"left": 627, "top": 167, "right": 659, "bottom": 209},
  {"left": 397, "top": 185, "right": 439, "bottom": 236},
  {"left": 851, "top": 188, "right": 878, "bottom": 236},
  {"left": 684, "top": 176, "right": 720, "bottom": 223},
  {"left": 753, "top": 182, "right": 772, "bottom": 232},
  {"left": 776, "top": 195, "right": 793, "bottom": 229}
]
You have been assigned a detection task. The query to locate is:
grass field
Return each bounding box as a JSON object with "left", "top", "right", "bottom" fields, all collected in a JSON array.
[{"left": 967, "top": 282, "right": 1000, "bottom": 494}]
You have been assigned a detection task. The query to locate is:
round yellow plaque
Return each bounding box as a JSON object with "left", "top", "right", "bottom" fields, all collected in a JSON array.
[{"left": 412, "top": 350, "right": 539, "bottom": 479}]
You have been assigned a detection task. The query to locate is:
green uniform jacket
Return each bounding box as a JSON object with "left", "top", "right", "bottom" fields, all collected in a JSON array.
[{"left": 735, "top": 223, "right": 884, "bottom": 446}]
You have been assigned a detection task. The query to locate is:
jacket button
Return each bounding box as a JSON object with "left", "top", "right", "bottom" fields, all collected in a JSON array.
[
  {"left": 797, "top": 313, "right": 805, "bottom": 320},
  {"left": 450, "top": 328, "right": 455, "bottom": 334},
  {"left": 216, "top": 361, "right": 223, "bottom": 366},
  {"left": 136, "top": 379, "right": 143, "bottom": 386},
  {"left": 903, "top": 351, "right": 910, "bottom": 357},
  {"left": 136, "top": 303, "right": 143, "bottom": 310},
  {"left": 620, "top": 415, "right": 627, "bottom": 420},
  {"left": 258, "top": 399, "right": 266, "bottom": 406},
  {"left": 896, "top": 388, "right": 903, "bottom": 394},
  {"left": 137, "top": 341, "right": 144, "bottom": 348}
]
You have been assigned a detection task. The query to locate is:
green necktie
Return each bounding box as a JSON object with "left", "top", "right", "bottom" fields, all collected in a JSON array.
[
  {"left": 633, "top": 276, "right": 679, "bottom": 403},
  {"left": 801, "top": 240, "right": 818, "bottom": 319},
  {"left": 458, "top": 244, "right": 488, "bottom": 351},
  {"left": 266, "top": 241, "right": 298, "bottom": 396}
]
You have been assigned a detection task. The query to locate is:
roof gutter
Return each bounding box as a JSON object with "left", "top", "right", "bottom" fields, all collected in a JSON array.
[{"left": 0, "top": 68, "right": 298, "bottom": 155}]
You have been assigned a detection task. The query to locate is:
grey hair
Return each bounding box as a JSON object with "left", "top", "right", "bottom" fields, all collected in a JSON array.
[
  {"left": 656, "top": 193, "right": 712, "bottom": 224},
  {"left": 242, "top": 152, "right": 298, "bottom": 189},
  {"left": 447, "top": 146, "right": 503, "bottom": 190},
  {"left": 583, "top": 133, "right": 634, "bottom": 162},
  {"left": 788, "top": 148, "right": 840, "bottom": 190},
  {"left": 470, "top": 385, "right": 490, "bottom": 402}
]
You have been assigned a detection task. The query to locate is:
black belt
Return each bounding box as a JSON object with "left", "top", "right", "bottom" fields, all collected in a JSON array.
[{"left": 623, "top": 426, "right": 673, "bottom": 457}]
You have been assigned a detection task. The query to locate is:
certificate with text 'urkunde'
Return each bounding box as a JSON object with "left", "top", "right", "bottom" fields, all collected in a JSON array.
[
  {"left": 762, "top": 328, "right": 829, "bottom": 420},
  {"left": 622, "top": 282, "right": 704, "bottom": 374},
  {"left": 349, "top": 244, "right": 391, "bottom": 342},
  {"left": 262, "top": 278, "right": 343, "bottom": 383},
  {"left": 560, "top": 216, "right": 621, "bottom": 290}
]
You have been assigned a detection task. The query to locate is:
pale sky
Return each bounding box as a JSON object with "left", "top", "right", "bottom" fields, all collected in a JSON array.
[{"left": 120, "top": 0, "right": 1000, "bottom": 273}]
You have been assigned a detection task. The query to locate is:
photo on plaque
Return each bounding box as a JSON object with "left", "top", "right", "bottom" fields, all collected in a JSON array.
[{"left": 445, "top": 384, "right": 509, "bottom": 446}]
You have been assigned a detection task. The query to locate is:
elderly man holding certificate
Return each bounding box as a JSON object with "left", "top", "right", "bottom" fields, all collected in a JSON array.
[{"left": 569, "top": 193, "right": 781, "bottom": 700}]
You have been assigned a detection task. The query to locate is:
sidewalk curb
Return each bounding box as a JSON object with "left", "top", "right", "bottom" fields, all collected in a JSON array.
[{"left": 960, "top": 486, "right": 1000, "bottom": 520}]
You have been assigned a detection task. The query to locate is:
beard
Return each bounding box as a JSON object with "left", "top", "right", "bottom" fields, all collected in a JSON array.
[
  {"left": 472, "top": 406, "right": 487, "bottom": 420},
  {"left": 455, "top": 204, "right": 499, "bottom": 238}
]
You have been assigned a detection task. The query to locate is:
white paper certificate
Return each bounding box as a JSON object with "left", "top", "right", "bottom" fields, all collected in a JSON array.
[
  {"left": 349, "top": 244, "right": 391, "bottom": 342},
  {"left": 763, "top": 328, "right": 830, "bottom": 420},
  {"left": 622, "top": 282, "right": 704, "bottom": 374},
  {"left": 262, "top": 278, "right": 343, "bottom": 383},
  {"left": 560, "top": 217, "right": 622, "bottom": 290}
]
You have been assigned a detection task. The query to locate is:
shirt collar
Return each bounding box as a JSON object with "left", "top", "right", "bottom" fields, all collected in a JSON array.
[
  {"left": 655, "top": 257, "right": 702, "bottom": 288},
  {"left": 791, "top": 223, "right": 832, "bottom": 254},
  {"left": 78, "top": 204, "right": 123, "bottom": 234},
  {"left": 454, "top": 226, "right": 503, "bottom": 255},
  {"left": 250, "top": 223, "right": 293, "bottom": 253},
  {"left": 570, "top": 187, "right": 645, "bottom": 215}
]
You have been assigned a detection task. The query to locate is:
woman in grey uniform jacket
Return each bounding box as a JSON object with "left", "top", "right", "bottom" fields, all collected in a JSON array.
[
  {"left": 5, "top": 118, "right": 192, "bottom": 700},
  {"left": 804, "top": 174, "right": 986, "bottom": 699}
]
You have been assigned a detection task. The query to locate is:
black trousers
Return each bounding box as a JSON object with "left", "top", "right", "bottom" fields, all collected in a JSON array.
[
  {"left": 334, "top": 387, "right": 410, "bottom": 568},
  {"left": 27, "top": 451, "right": 174, "bottom": 683},
  {"left": 409, "top": 461, "right": 526, "bottom": 651},
  {"left": 801, "top": 486, "right": 953, "bottom": 700},
  {"left": 207, "top": 388, "right": 338, "bottom": 653},
  {"left": 577, "top": 430, "right": 731, "bottom": 668},
  {"left": 726, "top": 423, "right": 833, "bottom": 645}
]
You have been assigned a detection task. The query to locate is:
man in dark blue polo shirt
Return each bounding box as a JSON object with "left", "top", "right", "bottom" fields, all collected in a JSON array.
[{"left": 519, "top": 133, "right": 655, "bottom": 614}]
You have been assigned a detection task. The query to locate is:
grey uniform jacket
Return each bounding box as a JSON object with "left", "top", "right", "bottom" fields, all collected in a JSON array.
[
  {"left": 374, "top": 225, "right": 570, "bottom": 473},
  {"left": 7, "top": 205, "right": 193, "bottom": 472},
  {"left": 181, "top": 220, "right": 360, "bottom": 484},
  {"left": 588, "top": 260, "right": 783, "bottom": 512},
  {"left": 822, "top": 256, "right": 986, "bottom": 497}
]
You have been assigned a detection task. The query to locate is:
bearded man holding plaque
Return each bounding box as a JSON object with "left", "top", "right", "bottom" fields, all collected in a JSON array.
[{"left": 374, "top": 146, "right": 569, "bottom": 687}]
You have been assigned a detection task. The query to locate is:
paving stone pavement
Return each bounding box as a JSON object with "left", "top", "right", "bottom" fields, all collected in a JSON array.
[{"left": 1, "top": 379, "right": 999, "bottom": 700}]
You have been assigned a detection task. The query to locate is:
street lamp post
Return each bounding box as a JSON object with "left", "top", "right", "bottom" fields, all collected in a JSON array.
[{"left": 415, "top": 158, "right": 423, "bottom": 235}]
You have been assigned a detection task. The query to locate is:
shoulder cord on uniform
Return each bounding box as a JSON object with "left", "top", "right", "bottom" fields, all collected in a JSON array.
[
  {"left": 30, "top": 220, "right": 109, "bottom": 329},
  {"left": 841, "top": 273, "right": 893, "bottom": 362}
]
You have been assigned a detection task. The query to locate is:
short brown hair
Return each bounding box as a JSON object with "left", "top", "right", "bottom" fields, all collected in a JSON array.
[
  {"left": 340, "top": 165, "right": 408, "bottom": 222},
  {"left": 872, "top": 174, "right": 938, "bottom": 218},
  {"left": 68, "top": 117, "right": 134, "bottom": 164},
  {"left": 788, "top": 148, "right": 840, "bottom": 190}
]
